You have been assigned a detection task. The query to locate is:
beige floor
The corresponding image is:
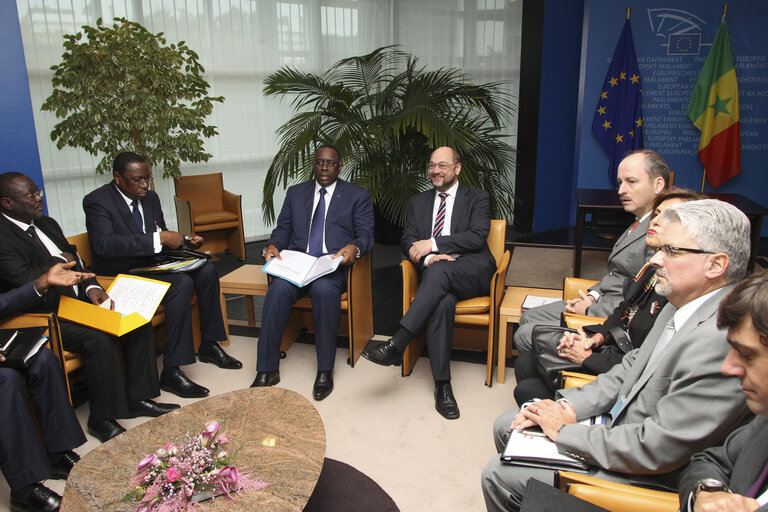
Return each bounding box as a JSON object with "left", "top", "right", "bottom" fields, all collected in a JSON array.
[{"left": 0, "top": 335, "right": 518, "bottom": 512}]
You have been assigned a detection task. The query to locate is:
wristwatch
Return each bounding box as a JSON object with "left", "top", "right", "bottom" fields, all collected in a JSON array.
[
  {"left": 261, "top": 246, "right": 269, "bottom": 259},
  {"left": 692, "top": 478, "right": 732, "bottom": 503}
]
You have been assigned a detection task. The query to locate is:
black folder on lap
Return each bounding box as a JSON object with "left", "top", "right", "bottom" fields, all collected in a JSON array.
[{"left": 0, "top": 326, "right": 48, "bottom": 368}]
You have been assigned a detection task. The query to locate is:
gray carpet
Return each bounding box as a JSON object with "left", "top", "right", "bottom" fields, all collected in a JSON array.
[{"left": 506, "top": 246, "right": 609, "bottom": 289}]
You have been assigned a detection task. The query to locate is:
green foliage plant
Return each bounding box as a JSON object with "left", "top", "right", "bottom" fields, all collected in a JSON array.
[
  {"left": 262, "top": 45, "right": 516, "bottom": 226},
  {"left": 41, "top": 17, "right": 224, "bottom": 179}
]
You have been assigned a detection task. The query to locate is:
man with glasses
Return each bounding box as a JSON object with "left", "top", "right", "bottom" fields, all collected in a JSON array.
[
  {"left": 0, "top": 172, "right": 177, "bottom": 443},
  {"left": 481, "top": 199, "right": 751, "bottom": 511},
  {"left": 361, "top": 146, "right": 496, "bottom": 419},
  {"left": 253, "top": 144, "right": 373, "bottom": 400},
  {"left": 83, "top": 152, "right": 242, "bottom": 401}
]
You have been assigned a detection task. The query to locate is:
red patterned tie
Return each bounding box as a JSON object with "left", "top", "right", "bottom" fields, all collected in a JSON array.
[{"left": 432, "top": 193, "right": 448, "bottom": 238}]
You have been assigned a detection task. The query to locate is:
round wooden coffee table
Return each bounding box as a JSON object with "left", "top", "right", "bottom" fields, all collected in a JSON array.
[{"left": 61, "top": 387, "right": 326, "bottom": 511}]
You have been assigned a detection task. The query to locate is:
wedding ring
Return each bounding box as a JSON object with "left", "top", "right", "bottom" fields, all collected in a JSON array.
[{"left": 533, "top": 407, "right": 538, "bottom": 414}]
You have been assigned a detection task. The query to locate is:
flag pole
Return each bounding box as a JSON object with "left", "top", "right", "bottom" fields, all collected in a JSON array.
[
  {"left": 626, "top": 7, "right": 631, "bottom": 19},
  {"left": 723, "top": 4, "right": 728, "bottom": 20},
  {"left": 701, "top": 170, "right": 707, "bottom": 192}
]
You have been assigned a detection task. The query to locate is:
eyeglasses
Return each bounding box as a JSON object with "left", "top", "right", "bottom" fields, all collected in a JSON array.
[
  {"left": 313, "top": 160, "right": 340, "bottom": 169},
  {"left": 123, "top": 175, "right": 152, "bottom": 186},
  {"left": 6, "top": 189, "right": 44, "bottom": 200},
  {"left": 656, "top": 245, "right": 715, "bottom": 257},
  {"left": 428, "top": 162, "right": 457, "bottom": 171}
]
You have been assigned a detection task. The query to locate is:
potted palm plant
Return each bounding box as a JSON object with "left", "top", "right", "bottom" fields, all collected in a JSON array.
[{"left": 262, "top": 45, "right": 516, "bottom": 241}]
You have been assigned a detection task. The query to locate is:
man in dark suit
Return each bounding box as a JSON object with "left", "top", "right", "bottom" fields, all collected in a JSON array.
[
  {"left": 514, "top": 149, "right": 670, "bottom": 353},
  {"left": 482, "top": 200, "right": 751, "bottom": 511},
  {"left": 254, "top": 144, "right": 374, "bottom": 400},
  {"left": 0, "top": 172, "right": 178, "bottom": 444},
  {"left": 679, "top": 270, "right": 768, "bottom": 511},
  {"left": 1, "top": 262, "right": 90, "bottom": 512},
  {"left": 361, "top": 146, "right": 496, "bottom": 419},
  {"left": 83, "top": 152, "right": 242, "bottom": 400}
]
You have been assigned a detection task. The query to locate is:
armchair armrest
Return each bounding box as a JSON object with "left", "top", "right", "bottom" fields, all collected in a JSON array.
[
  {"left": 556, "top": 471, "right": 678, "bottom": 512},
  {"left": 222, "top": 190, "right": 242, "bottom": 216},
  {"left": 563, "top": 278, "right": 600, "bottom": 301},
  {"left": 560, "top": 370, "right": 597, "bottom": 389},
  {"left": 400, "top": 260, "right": 418, "bottom": 317},
  {"left": 563, "top": 312, "right": 607, "bottom": 330},
  {"left": 174, "top": 195, "right": 193, "bottom": 236}
]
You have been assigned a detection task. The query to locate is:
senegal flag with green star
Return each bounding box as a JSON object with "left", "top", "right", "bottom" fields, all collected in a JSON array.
[{"left": 687, "top": 19, "right": 740, "bottom": 189}]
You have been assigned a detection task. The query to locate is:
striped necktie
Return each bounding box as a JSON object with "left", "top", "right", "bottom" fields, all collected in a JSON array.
[{"left": 432, "top": 193, "right": 448, "bottom": 238}]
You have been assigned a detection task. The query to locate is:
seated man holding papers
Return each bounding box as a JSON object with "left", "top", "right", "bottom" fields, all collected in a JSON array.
[
  {"left": 83, "top": 152, "right": 243, "bottom": 402},
  {"left": 254, "top": 143, "right": 374, "bottom": 400},
  {"left": 0, "top": 172, "right": 177, "bottom": 444},
  {"left": 481, "top": 200, "right": 752, "bottom": 512}
]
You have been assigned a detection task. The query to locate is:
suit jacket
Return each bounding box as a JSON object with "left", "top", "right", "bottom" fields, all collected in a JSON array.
[
  {"left": 0, "top": 214, "right": 101, "bottom": 312},
  {"left": 555, "top": 285, "right": 748, "bottom": 485},
  {"left": 400, "top": 183, "right": 496, "bottom": 275},
  {"left": 267, "top": 179, "right": 374, "bottom": 256},
  {"left": 678, "top": 415, "right": 768, "bottom": 510},
  {"left": 0, "top": 282, "right": 43, "bottom": 318},
  {"left": 587, "top": 215, "right": 653, "bottom": 317},
  {"left": 83, "top": 183, "right": 173, "bottom": 275}
]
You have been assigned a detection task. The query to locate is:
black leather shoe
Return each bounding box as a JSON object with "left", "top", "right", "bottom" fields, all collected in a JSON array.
[
  {"left": 10, "top": 484, "right": 61, "bottom": 512},
  {"left": 360, "top": 341, "right": 403, "bottom": 366},
  {"left": 128, "top": 399, "right": 180, "bottom": 418},
  {"left": 434, "top": 382, "right": 460, "bottom": 420},
  {"left": 161, "top": 368, "right": 210, "bottom": 398},
  {"left": 49, "top": 450, "right": 79, "bottom": 480},
  {"left": 86, "top": 416, "right": 126, "bottom": 443},
  {"left": 198, "top": 342, "right": 243, "bottom": 369},
  {"left": 250, "top": 371, "right": 280, "bottom": 387},
  {"left": 313, "top": 371, "right": 334, "bottom": 401}
]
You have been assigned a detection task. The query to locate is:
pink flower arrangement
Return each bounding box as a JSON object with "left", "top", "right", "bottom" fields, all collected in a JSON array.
[{"left": 125, "top": 420, "right": 270, "bottom": 511}]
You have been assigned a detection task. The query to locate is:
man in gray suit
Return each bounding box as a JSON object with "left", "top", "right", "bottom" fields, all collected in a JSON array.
[
  {"left": 361, "top": 146, "right": 497, "bottom": 420},
  {"left": 482, "top": 199, "right": 751, "bottom": 512},
  {"left": 679, "top": 270, "right": 768, "bottom": 511},
  {"left": 514, "top": 149, "right": 670, "bottom": 353}
]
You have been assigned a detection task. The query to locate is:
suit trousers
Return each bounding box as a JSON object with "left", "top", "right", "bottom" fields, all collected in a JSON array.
[
  {"left": 257, "top": 267, "right": 346, "bottom": 373},
  {"left": 0, "top": 349, "right": 86, "bottom": 490},
  {"left": 513, "top": 299, "right": 566, "bottom": 354},
  {"left": 152, "top": 263, "right": 227, "bottom": 367},
  {"left": 59, "top": 320, "right": 158, "bottom": 419},
  {"left": 399, "top": 258, "right": 492, "bottom": 381},
  {"left": 481, "top": 409, "right": 677, "bottom": 512}
]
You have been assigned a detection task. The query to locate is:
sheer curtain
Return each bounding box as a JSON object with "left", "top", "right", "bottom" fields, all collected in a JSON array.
[{"left": 17, "top": 0, "right": 521, "bottom": 239}]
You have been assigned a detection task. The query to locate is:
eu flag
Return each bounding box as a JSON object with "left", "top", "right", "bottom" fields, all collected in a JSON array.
[{"left": 592, "top": 19, "right": 643, "bottom": 187}]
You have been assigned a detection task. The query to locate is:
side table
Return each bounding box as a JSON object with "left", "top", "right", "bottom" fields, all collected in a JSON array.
[
  {"left": 219, "top": 264, "right": 269, "bottom": 327},
  {"left": 497, "top": 286, "right": 563, "bottom": 384}
]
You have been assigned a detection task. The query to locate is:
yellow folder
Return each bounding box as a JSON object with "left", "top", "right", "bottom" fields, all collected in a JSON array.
[{"left": 57, "top": 274, "right": 170, "bottom": 337}]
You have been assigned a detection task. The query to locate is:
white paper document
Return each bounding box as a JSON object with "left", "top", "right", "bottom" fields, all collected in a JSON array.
[
  {"left": 521, "top": 295, "right": 561, "bottom": 310},
  {"left": 262, "top": 250, "right": 342, "bottom": 287},
  {"left": 106, "top": 275, "right": 172, "bottom": 320},
  {"left": 501, "top": 415, "right": 607, "bottom": 470}
]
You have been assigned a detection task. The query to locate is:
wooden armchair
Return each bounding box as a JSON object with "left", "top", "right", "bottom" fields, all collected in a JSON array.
[
  {"left": 174, "top": 173, "right": 246, "bottom": 260},
  {"left": 0, "top": 312, "right": 75, "bottom": 403},
  {"left": 279, "top": 252, "right": 374, "bottom": 366},
  {"left": 556, "top": 471, "right": 678, "bottom": 512},
  {"left": 66, "top": 233, "right": 227, "bottom": 353},
  {"left": 400, "top": 219, "right": 511, "bottom": 386}
]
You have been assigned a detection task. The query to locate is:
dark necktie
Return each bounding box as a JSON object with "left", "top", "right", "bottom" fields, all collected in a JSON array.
[
  {"left": 308, "top": 188, "right": 326, "bottom": 256},
  {"left": 131, "top": 200, "right": 144, "bottom": 232},
  {"left": 26, "top": 225, "right": 49, "bottom": 255},
  {"left": 746, "top": 459, "right": 768, "bottom": 498},
  {"left": 432, "top": 192, "right": 448, "bottom": 238}
]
